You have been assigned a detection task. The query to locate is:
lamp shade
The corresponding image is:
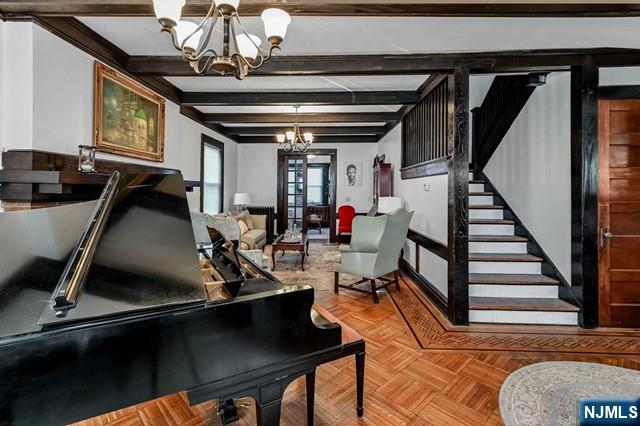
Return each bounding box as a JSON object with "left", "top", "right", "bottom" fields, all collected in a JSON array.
[
  {"left": 261, "top": 8, "right": 291, "bottom": 43},
  {"left": 236, "top": 34, "right": 261, "bottom": 61},
  {"left": 152, "top": 0, "right": 185, "bottom": 26},
  {"left": 173, "top": 21, "right": 203, "bottom": 51},
  {"left": 285, "top": 131, "right": 295, "bottom": 141},
  {"left": 303, "top": 132, "right": 313, "bottom": 142},
  {"left": 378, "top": 197, "right": 403, "bottom": 214},
  {"left": 276, "top": 134, "right": 286, "bottom": 143},
  {"left": 233, "top": 193, "right": 252, "bottom": 206}
]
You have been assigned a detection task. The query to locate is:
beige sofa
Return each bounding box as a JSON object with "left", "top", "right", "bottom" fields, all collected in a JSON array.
[{"left": 203, "top": 211, "right": 267, "bottom": 250}]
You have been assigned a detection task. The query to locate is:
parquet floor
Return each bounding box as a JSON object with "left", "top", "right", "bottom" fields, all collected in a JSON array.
[{"left": 74, "top": 277, "right": 640, "bottom": 426}]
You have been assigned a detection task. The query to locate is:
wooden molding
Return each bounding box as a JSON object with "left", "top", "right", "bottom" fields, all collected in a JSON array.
[
  {"left": 225, "top": 126, "right": 386, "bottom": 136},
  {"left": 400, "top": 157, "right": 449, "bottom": 180},
  {"left": 181, "top": 91, "right": 419, "bottom": 106},
  {"left": 598, "top": 85, "right": 640, "bottom": 99},
  {"left": 407, "top": 229, "right": 447, "bottom": 261},
  {"left": 204, "top": 112, "right": 399, "bottom": 124},
  {"left": 127, "top": 49, "right": 640, "bottom": 77},
  {"left": 237, "top": 135, "right": 378, "bottom": 144},
  {"left": 5, "top": 2, "right": 640, "bottom": 17}
]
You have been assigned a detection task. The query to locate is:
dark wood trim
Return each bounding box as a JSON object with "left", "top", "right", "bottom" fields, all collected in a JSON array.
[
  {"left": 180, "top": 106, "right": 238, "bottom": 142},
  {"left": 407, "top": 229, "right": 447, "bottom": 261},
  {"left": 276, "top": 149, "right": 338, "bottom": 243},
  {"left": 237, "top": 136, "right": 378, "bottom": 144},
  {"left": 200, "top": 135, "right": 225, "bottom": 214},
  {"left": 181, "top": 91, "right": 418, "bottom": 106},
  {"left": 447, "top": 69, "right": 469, "bottom": 326},
  {"left": 5, "top": 2, "right": 640, "bottom": 17},
  {"left": 399, "top": 259, "right": 448, "bottom": 316},
  {"left": 225, "top": 126, "right": 387, "bottom": 136},
  {"left": 570, "top": 63, "right": 600, "bottom": 328},
  {"left": 204, "top": 113, "right": 399, "bottom": 124},
  {"left": 400, "top": 157, "right": 449, "bottom": 180},
  {"left": 126, "top": 49, "right": 640, "bottom": 77},
  {"left": 597, "top": 85, "right": 640, "bottom": 99}
]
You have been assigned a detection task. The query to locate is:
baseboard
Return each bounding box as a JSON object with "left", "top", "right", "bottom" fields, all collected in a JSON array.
[{"left": 400, "top": 258, "right": 448, "bottom": 316}]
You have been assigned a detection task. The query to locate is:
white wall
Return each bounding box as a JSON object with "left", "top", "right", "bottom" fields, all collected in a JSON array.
[
  {"left": 1, "top": 23, "right": 238, "bottom": 211},
  {"left": 377, "top": 125, "right": 449, "bottom": 297},
  {"left": 236, "top": 142, "right": 377, "bottom": 212},
  {"left": 484, "top": 72, "right": 572, "bottom": 283},
  {"left": 600, "top": 66, "right": 640, "bottom": 85}
]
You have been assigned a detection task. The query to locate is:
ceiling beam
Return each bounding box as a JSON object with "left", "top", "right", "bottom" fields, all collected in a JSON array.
[
  {"left": 237, "top": 136, "right": 379, "bottom": 144},
  {"left": 224, "top": 126, "right": 387, "bottom": 136},
  {"left": 127, "top": 48, "right": 640, "bottom": 77},
  {"left": 204, "top": 112, "right": 399, "bottom": 124},
  {"left": 4, "top": 2, "right": 640, "bottom": 17},
  {"left": 180, "top": 91, "right": 418, "bottom": 106}
]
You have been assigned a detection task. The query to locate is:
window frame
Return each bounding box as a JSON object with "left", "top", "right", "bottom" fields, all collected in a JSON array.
[{"left": 200, "top": 134, "right": 225, "bottom": 214}]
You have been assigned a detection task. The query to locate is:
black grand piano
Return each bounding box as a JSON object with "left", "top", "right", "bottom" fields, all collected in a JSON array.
[{"left": 0, "top": 172, "right": 365, "bottom": 426}]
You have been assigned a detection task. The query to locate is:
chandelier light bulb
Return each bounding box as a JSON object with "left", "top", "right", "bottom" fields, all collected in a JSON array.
[
  {"left": 261, "top": 8, "right": 291, "bottom": 45},
  {"left": 236, "top": 34, "right": 261, "bottom": 61},
  {"left": 153, "top": 0, "right": 185, "bottom": 29},
  {"left": 303, "top": 132, "right": 313, "bottom": 142},
  {"left": 276, "top": 134, "right": 286, "bottom": 143},
  {"left": 173, "top": 21, "right": 204, "bottom": 52},
  {"left": 285, "top": 131, "right": 295, "bottom": 141}
]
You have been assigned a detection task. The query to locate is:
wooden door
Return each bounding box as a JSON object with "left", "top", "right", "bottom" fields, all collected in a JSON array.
[{"left": 598, "top": 99, "right": 640, "bottom": 327}]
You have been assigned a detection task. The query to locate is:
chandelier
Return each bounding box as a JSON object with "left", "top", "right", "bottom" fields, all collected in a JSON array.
[
  {"left": 152, "top": 0, "right": 291, "bottom": 80},
  {"left": 276, "top": 106, "right": 314, "bottom": 152}
]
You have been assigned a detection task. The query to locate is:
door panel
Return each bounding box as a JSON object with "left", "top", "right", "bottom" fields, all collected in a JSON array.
[{"left": 598, "top": 99, "right": 640, "bottom": 327}]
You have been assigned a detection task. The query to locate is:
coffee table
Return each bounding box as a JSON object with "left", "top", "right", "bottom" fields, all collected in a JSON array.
[{"left": 272, "top": 233, "right": 310, "bottom": 271}]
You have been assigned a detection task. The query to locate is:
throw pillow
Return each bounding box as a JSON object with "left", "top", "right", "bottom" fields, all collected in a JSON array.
[
  {"left": 236, "top": 210, "right": 254, "bottom": 230},
  {"left": 238, "top": 219, "right": 249, "bottom": 235}
]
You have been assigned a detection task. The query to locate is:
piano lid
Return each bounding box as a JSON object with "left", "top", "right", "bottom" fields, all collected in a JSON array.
[{"left": 38, "top": 173, "right": 205, "bottom": 327}]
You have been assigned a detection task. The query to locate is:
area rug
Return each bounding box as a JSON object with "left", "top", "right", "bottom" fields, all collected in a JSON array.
[
  {"left": 387, "top": 275, "right": 640, "bottom": 355},
  {"left": 264, "top": 242, "right": 360, "bottom": 292},
  {"left": 499, "top": 361, "right": 640, "bottom": 426}
]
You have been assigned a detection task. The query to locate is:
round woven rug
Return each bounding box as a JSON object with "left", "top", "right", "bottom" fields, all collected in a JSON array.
[{"left": 499, "top": 361, "right": 640, "bottom": 426}]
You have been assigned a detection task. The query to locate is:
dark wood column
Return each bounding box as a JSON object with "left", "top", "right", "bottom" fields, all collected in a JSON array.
[
  {"left": 447, "top": 68, "right": 470, "bottom": 325},
  {"left": 569, "top": 62, "right": 599, "bottom": 328}
]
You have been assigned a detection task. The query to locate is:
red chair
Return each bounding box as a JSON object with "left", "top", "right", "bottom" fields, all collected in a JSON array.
[{"left": 338, "top": 205, "right": 356, "bottom": 237}]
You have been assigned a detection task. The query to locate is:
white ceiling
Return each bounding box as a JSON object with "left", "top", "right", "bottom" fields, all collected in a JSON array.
[
  {"left": 195, "top": 105, "right": 402, "bottom": 113},
  {"left": 166, "top": 75, "right": 430, "bottom": 92},
  {"left": 80, "top": 16, "right": 640, "bottom": 56}
]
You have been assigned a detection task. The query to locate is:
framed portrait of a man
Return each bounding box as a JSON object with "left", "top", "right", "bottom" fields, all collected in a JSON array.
[{"left": 343, "top": 162, "right": 362, "bottom": 187}]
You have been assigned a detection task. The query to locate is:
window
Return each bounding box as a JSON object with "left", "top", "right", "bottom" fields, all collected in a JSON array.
[
  {"left": 307, "top": 167, "right": 323, "bottom": 205},
  {"left": 201, "top": 136, "right": 224, "bottom": 214}
]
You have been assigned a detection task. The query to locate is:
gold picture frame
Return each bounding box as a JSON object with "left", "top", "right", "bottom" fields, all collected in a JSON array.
[{"left": 94, "top": 62, "right": 165, "bottom": 162}]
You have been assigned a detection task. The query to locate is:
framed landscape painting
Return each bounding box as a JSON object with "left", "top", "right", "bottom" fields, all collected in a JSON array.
[{"left": 94, "top": 62, "right": 165, "bottom": 162}]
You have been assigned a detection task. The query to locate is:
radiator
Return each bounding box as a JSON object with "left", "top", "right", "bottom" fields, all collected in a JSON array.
[{"left": 247, "top": 205, "right": 275, "bottom": 244}]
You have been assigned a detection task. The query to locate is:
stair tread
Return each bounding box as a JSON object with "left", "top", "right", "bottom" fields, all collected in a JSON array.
[
  {"left": 469, "top": 273, "right": 560, "bottom": 285},
  {"left": 469, "top": 192, "right": 494, "bottom": 196},
  {"left": 469, "top": 180, "right": 485, "bottom": 184},
  {"left": 469, "top": 219, "right": 515, "bottom": 225},
  {"left": 470, "top": 297, "right": 579, "bottom": 312},
  {"left": 469, "top": 235, "right": 528, "bottom": 242},
  {"left": 469, "top": 205, "right": 504, "bottom": 209},
  {"left": 469, "top": 253, "right": 543, "bottom": 262}
]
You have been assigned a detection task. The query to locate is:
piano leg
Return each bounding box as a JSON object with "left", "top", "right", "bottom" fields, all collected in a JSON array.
[
  {"left": 256, "top": 399, "right": 282, "bottom": 426},
  {"left": 356, "top": 351, "right": 365, "bottom": 417},
  {"left": 306, "top": 369, "right": 316, "bottom": 426}
]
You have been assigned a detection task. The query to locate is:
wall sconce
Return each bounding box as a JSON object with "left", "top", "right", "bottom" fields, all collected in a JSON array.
[{"left": 78, "top": 145, "right": 96, "bottom": 173}]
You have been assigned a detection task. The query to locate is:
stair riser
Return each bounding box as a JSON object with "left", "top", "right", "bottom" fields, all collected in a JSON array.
[
  {"left": 469, "top": 310, "right": 578, "bottom": 325},
  {"left": 469, "top": 285, "right": 558, "bottom": 298},
  {"left": 469, "top": 261, "right": 542, "bottom": 274},
  {"left": 469, "top": 195, "right": 494, "bottom": 205},
  {"left": 469, "top": 172, "right": 474, "bottom": 180},
  {"left": 470, "top": 209, "right": 503, "bottom": 220},
  {"left": 469, "top": 224, "right": 514, "bottom": 236},
  {"left": 469, "top": 241, "right": 527, "bottom": 253},
  {"left": 469, "top": 183, "right": 485, "bottom": 192}
]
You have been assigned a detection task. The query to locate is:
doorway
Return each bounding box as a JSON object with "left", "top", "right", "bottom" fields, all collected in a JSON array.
[
  {"left": 277, "top": 149, "right": 337, "bottom": 242},
  {"left": 598, "top": 99, "right": 640, "bottom": 327}
]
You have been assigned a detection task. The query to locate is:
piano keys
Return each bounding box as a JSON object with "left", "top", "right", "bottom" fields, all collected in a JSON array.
[{"left": 0, "top": 172, "right": 365, "bottom": 425}]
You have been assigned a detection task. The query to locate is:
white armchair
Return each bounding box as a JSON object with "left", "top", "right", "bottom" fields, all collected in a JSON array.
[{"left": 334, "top": 208, "right": 414, "bottom": 303}]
